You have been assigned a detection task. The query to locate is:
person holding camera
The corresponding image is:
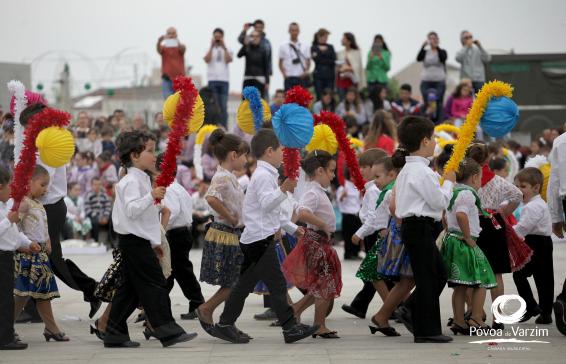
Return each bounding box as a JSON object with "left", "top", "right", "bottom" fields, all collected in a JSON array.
[
  {"left": 237, "top": 29, "right": 270, "bottom": 98},
  {"left": 417, "top": 31, "right": 447, "bottom": 123},
  {"left": 455, "top": 31, "right": 491, "bottom": 93},
  {"left": 204, "top": 28, "right": 233, "bottom": 128},
  {"left": 238, "top": 20, "right": 272, "bottom": 80},
  {"left": 278, "top": 22, "right": 311, "bottom": 91},
  {"left": 156, "top": 27, "right": 186, "bottom": 99},
  {"left": 366, "top": 34, "right": 391, "bottom": 106}
]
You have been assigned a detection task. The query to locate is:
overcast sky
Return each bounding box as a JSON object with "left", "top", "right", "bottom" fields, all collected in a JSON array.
[{"left": 2, "top": 0, "right": 566, "bottom": 101}]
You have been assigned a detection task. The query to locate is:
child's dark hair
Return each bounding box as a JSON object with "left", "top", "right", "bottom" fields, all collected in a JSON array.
[
  {"left": 393, "top": 116, "right": 435, "bottom": 167},
  {"left": 208, "top": 128, "right": 250, "bottom": 161},
  {"left": 456, "top": 158, "right": 481, "bottom": 183},
  {"left": 68, "top": 182, "right": 79, "bottom": 190},
  {"left": 20, "top": 103, "right": 47, "bottom": 126},
  {"left": 467, "top": 143, "right": 489, "bottom": 165},
  {"left": 301, "top": 150, "right": 334, "bottom": 177},
  {"left": 97, "top": 151, "right": 113, "bottom": 163},
  {"left": 0, "top": 166, "right": 11, "bottom": 185},
  {"left": 489, "top": 157, "right": 507, "bottom": 172},
  {"left": 359, "top": 148, "right": 387, "bottom": 167},
  {"left": 115, "top": 130, "right": 156, "bottom": 168},
  {"left": 91, "top": 176, "right": 101, "bottom": 184},
  {"left": 435, "top": 143, "right": 455, "bottom": 173},
  {"left": 32, "top": 165, "right": 49, "bottom": 179},
  {"left": 391, "top": 149, "right": 408, "bottom": 170},
  {"left": 250, "top": 129, "right": 280, "bottom": 159},
  {"left": 515, "top": 167, "right": 544, "bottom": 192},
  {"left": 374, "top": 156, "right": 397, "bottom": 173}
]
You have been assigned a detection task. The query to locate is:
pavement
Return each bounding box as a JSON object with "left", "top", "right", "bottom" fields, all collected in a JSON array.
[{"left": 3, "top": 239, "right": 566, "bottom": 364}]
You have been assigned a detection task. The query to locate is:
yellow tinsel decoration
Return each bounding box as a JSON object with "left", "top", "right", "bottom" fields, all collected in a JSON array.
[
  {"left": 349, "top": 137, "right": 364, "bottom": 150},
  {"left": 442, "top": 80, "right": 513, "bottom": 184},
  {"left": 434, "top": 124, "right": 460, "bottom": 136},
  {"left": 437, "top": 138, "right": 456, "bottom": 149},
  {"left": 195, "top": 124, "right": 218, "bottom": 145}
]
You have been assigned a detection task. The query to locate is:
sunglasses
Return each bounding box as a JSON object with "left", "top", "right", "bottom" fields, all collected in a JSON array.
[{"left": 463, "top": 35, "right": 473, "bottom": 40}]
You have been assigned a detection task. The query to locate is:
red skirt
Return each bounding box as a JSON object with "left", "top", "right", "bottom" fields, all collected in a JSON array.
[
  {"left": 504, "top": 215, "right": 533, "bottom": 272},
  {"left": 281, "top": 229, "right": 342, "bottom": 300}
]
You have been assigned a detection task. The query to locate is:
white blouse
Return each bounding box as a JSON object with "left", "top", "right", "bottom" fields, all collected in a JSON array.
[
  {"left": 299, "top": 181, "right": 336, "bottom": 232},
  {"left": 206, "top": 165, "right": 245, "bottom": 227},
  {"left": 446, "top": 188, "right": 482, "bottom": 238},
  {"left": 19, "top": 198, "right": 49, "bottom": 244},
  {"left": 355, "top": 181, "right": 381, "bottom": 238}
]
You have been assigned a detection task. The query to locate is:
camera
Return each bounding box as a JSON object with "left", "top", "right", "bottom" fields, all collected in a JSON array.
[{"left": 292, "top": 58, "right": 301, "bottom": 65}]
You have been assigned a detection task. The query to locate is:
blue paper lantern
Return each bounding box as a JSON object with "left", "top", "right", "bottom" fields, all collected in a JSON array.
[
  {"left": 272, "top": 103, "right": 314, "bottom": 148},
  {"left": 480, "top": 96, "right": 519, "bottom": 138}
]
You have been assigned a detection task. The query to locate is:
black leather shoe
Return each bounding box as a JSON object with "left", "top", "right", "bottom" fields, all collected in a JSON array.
[
  {"left": 89, "top": 300, "right": 102, "bottom": 319},
  {"left": 0, "top": 340, "right": 28, "bottom": 350},
  {"left": 283, "top": 323, "right": 320, "bottom": 343},
  {"left": 414, "top": 335, "right": 453, "bottom": 343},
  {"left": 104, "top": 341, "right": 140, "bottom": 348},
  {"left": 253, "top": 308, "right": 277, "bottom": 321},
  {"left": 554, "top": 297, "right": 566, "bottom": 336},
  {"left": 341, "top": 304, "right": 366, "bottom": 319},
  {"left": 162, "top": 332, "right": 198, "bottom": 347},
  {"left": 134, "top": 312, "right": 146, "bottom": 323},
  {"left": 180, "top": 310, "right": 198, "bottom": 320},
  {"left": 15, "top": 311, "right": 42, "bottom": 324},
  {"left": 395, "top": 306, "right": 414, "bottom": 334},
  {"left": 535, "top": 313, "right": 553, "bottom": 325},
  {"left": 519, "top": 306, "right": 542, "bottom": 323},
  {"left": 212, "top": 324, "right": 250, "bottom": 343}
]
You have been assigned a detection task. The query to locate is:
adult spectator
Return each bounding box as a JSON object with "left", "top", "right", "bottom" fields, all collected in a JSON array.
[
  {"left": 204, "top": 28, "right": 233, "bottom": 128},
  {"left": 278, "top": 22, "right": 311, "bottom": 91},
  {"left": 390, "top": 84, "right": 422, "bottom": 122},
  {"left": 312, "top": 88, "right": 337, "bottom": 114},
  {"left": 336, "top": 87, "right": 368, "bottom": 126},
  {"left": 363, "top": 110, "right": 397, "bottom": 155},
  {"left": 336, "top": 32, "right": 366, "bottom": 100},
  {"left": 366, "top": 34, "right": 391, "bottom": 103},
  {"left": 311, "top": 28, "right": 336, "bottom": 100},
  {"left": 455, "top": 30, "right": 491, "bottom": 92},
  {"left": 417, "top": 31, "right": 447, "bottom": 123},
  {"left": 156, "top": 27, "right": 186, "bottom": 98},
  {"left": 238, "top": 20, "right": 272, "bottom": 86},
  {"left": 237, "top": 29, "right": 270, "bottom": 98}
]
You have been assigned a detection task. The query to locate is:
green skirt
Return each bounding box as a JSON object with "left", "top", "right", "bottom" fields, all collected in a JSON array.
[
  {"left": 356, "top": 238, "right": 385, "bottom": 282},
  {"left": 441, "top": 231, "right": 497, "bottom": 288}
]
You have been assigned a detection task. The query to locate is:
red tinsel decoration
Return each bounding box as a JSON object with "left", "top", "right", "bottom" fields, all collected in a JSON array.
[
  {"left": 284, "top": 86, "right": 313, "bottom": 108},
  {"left": 154, "top": 76, "right": 198, "bottom": 203},
  {"left": 336, "top": 151, "right": 345, "bottom": 186},
  {"left": 10, "top": 108, "right": 71, "bottom": 211},
  {"left": 283, "top": 148, "right": 301, "bottom": 180},
  {"left": 314, "top": 111, "right": 366, "bottom": 192}
]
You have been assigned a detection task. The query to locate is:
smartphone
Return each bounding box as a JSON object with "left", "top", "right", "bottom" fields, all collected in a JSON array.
[{"left": 162, "top": 38, "right": 180, "bottom": 48}]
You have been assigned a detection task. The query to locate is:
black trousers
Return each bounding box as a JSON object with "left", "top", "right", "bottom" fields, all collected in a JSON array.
[
  {"left": 513, "top": 235, "right": 554, "bottom": 315},
  {"left": 0, "top": 251, "right": 15, "bottom": 346},
  {"left": 342, "top": 213, "right": 362, "bottom": 259},
  {"left": 348, "top": 231, "right": 379, "bottom": 314},
  {"left": 402, "top": 217, "right": 447, "bottom": 337},
  {"left": 104, "top": 234, "right": 185, "bottom": 344},
  {"left": 45, "top": 199, "right": 98, "bottom": 302},
  {"left": 166, "top": 227, "right": 205, "bottom": 312},
  {"left": 242, "top": 79, "right": 267, "bottom": 99},
  {"left": 219, "top": 236, "right": 296, "bottom": 330},
  {"left": 284, "top": 76, "right": 310, "bottom": 91}
]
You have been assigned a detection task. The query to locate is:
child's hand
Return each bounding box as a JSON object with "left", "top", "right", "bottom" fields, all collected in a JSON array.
[
  {"left": 280, "top": 178, "right": 297, "bottom": 193},
  {"left": 295, "top": 226, "right": 305, "bottom": 238},
  {"left": 161, "top": 206, "right": 171, "bottom": 217},
  {"left": 444, "top": 170, "right": 457, "bottom": 183},
  {"left": 340, "top": 190, "right": 348, "bottom": 201},
  {"left": 227, "top": 213, "right": 239, "bottom": 227},
  {"left": 351, "top": 234, "right": 361, "bottom": 245},
  {"left": 553, "top": 222, "right": 565, "bottom": 239},
  {"left": 153, "top": 245, "right": 164, "bottom": 258},
  {"left": 29, "top": 242, "right": 41, "bottom": 253},
  {"left": 46, "top": 241, "right": 52, "bottom": 255},
  {"left": 464, "top": 237, "right": 476, "bottom": 248},
  {"left": 17, "top": 247, "right": 30, "bottom": 254},
  {"left": 151, "top": 186, "right": 166, "bottom": 200},
  {"left": 7, "top": 211, "right": 20, "bottom": 224}
]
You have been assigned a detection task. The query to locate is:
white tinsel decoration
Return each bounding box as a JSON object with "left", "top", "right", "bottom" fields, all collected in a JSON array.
[
  {"left": 6, "top": 80, "right": 28, "bottom": 166},
  {"left": 524, "top": 154, "right": 548, "bottom": 169},
  {"left": 193, "top": 144, "right": 204, "bottom": 180}
]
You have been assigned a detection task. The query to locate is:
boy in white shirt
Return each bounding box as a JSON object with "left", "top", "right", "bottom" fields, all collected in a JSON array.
[
  {"left": 210, "top": 129, "right": 318, "bottom": 344},
  {"left": 336, "top": 176, "right": 362, "bottom": 260},
  {"left": 105, "top": 130, "right": 196, "bottom": 348},
  {"left": 513, "top": 167, "right": 554, "bottom": 324},
  {"left": 0, "top": 167, "right": 40, "bottom": 350},
  {"left": 393, "top": 116, "right": 456, "bottom": 343}
]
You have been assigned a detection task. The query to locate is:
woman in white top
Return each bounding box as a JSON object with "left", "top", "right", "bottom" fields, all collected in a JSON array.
[
  {"left": 282, "top": 150, "right": 342, "bottom": 338},
  {"left": 336, "top": 32, "right": 366, "bottom": 100}
]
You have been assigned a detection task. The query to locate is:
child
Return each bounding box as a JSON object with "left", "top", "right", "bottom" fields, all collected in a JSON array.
[
  {"left": 489, "top": 157, "right": 508, "bottom": 179},
  {"left": 14, "top": 166, "right": 69, "bottom": 342},
  {"left": 100, "top": 127, "right": 116, "bottom": 155},
  {"left": 195, "top": 129, "right": 248, "bottom": 332},
  {"left": 513, "top": 167, "right": 554, "bottom": 324},
  {"left": 343, "top": 148, "right": 387, "bottom": 319},
  {"left": 283, "top": 150, "right": 342, "bottom": 338},
  {"left": 209, "top": 129, "right": 318, "bottom": 344},
  {"left": 96, "top": 151, "right": 118, "bottom": 195},
  {"left": 69, "top": 152, "right": 97, "bottom": 197},
  {"left": 441, "top": 158, "right": 497, "bottom": 335},
  {"left": 84, "top": 177, "right": 112, "bottom": 244},
  {"left": 336, "top": 172, "right": 362, "bottom": 260},
  {"left": 64, "top": 182, "right": 91, "bottom": 239},
  {"left": 393, "top": 116, "right": 455, "bottom": 343},
  {"left": 104, "top": 130, "right": 196, "bottom": 348},
  {"left": 270, "top": 89, "right": 285, "bottom": 114},
  {"left": 0, "top": 167, "right": 40, "bottom": 350},
  {"left": 155, "top": 154, "right": 205, "bottom": 321}
]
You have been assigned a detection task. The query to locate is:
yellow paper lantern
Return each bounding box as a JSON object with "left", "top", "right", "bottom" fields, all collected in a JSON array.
[
  {"left": 35, "top": 127, "right": 75, "bottom": 168},
  {"left": 236, "top": 99, "right": 271, "bottom": 135},
  {"left": 540, "top": 163, "right": 551, "bottom": 201},
  {"left": 195, "top": 124, "right": 218, "bottom": 145},
  {"left": 163, "top": 92, "right": 205, "bottom": 135},
  {"left": 349, "top": 137, "right": 364, "bottom": 150},
  {"left": 306, "top": 124, "right": 338, "bottom": 154}
]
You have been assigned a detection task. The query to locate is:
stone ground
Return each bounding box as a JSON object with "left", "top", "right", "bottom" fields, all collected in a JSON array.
[{"left": 3, "top": 240, "right": 566, "bottom": 364}]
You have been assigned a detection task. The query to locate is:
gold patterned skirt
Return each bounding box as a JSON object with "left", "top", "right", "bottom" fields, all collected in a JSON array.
[{"left": 14, "top": 244, "right": 60, "bottom": 300}]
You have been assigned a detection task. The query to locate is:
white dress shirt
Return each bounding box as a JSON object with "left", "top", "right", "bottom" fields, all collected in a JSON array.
[
  {"left": 207, "top": 45, "right": 232, "bottom": 82},
  {"left": 38, "top": 159, "right": 67, "bottom": 205},
  {"left": 112, "top": 167, "right": 161, "bottom": 247},
  {"left": 446, "top": 188, "right": 482, "bottom": 238},
  {"left": 354, "top": 181, "right": 381, "bottom": 238},
  {"left": 547, "top": 132, "right": 566, "bottom": 223},
  {"left": 279, "top": 40, "right": 311, "bottom": 77},
  {"left": 0, "top": 199, "right": 31, "bottom": 251},
  {"left": 514, "top": 194, "right": 552, "bottom": 238},
  {"left": 280, "top": 192, "right": 298, "bottom": 235},
  {"left": 374, "top": 189, "right": 393, "bottom": 232},
  {"left": 298, "top": 181, "right": 336, "bottom": 232},
  {"left": 395, "top": 156, "right": 453, "bottom": 220},
  {"left": 240, "top": 161, "right": 288, "bottom": 244},
  {"left": 164, "top": 181, "right": 193, "bottom": 231},
  {"left": 336, "top": 180, "right": 362, "bottom": 215}
]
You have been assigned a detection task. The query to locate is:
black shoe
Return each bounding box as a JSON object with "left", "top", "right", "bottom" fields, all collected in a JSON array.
[
  {"left": 535, "top": 313, "right": 553, "bottom": 325},
  {"left": 395, "top": 306, "right": 413, "bottom": 334},
  {"left": 161, "top": 332, "right": 198, "bottom": 347},
  {"left": 15, "top": 311, "right": 42, "bottom": 324},
  {"left": 0, "top": 340, "right": 28, "bottom": 350},
  {"left": 90, "top": 320, "right": 105, "bottom": 341},
  {"left": 89, "top": 300, "right": 102, "bottom": 319},
  {"left": 519, "top": 306, "right": 542, "bottom": 323},
  {"left": 283, "top": 323, "right": 320, "bottom": 344},
  {"left": 253, "top": 308, "right": 277, "bottom": 321},
  {"left": 450, "top": 324, "right": 470, "bottom": 336},
  {"left": 104, "top": 341, "right": 140, "bottom": 348},
  {"left": 196, "top": 308, "right": 215, "bottom": 336},
  {"left": 492, "top": 322, "right": 505, "bottom": 330},
  {"left": 180, "top": 310, "right": 198, "bottom": 320},
  {"left": 414, "top": 335, "right": 453, "bottom": 343},
  {"left": 554, "top": 297, "right": 566, "bottom": 336},
  {"left": 212, "top": 324, "right": 250, "bottom": 344},
  {"left": 341, "top": 304, "right": 366, "bottom": 319},
  {"left": 134, "top": 312, "right": 146, "bottom": 323}
]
